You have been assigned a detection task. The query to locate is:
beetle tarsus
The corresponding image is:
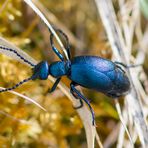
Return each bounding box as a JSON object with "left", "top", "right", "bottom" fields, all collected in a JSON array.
[
  {"left": 73, "top": 99, "right": 83, "bottom": 109},
  {"left": 70, "top": 85, "right": 84, "bottom": 109}
]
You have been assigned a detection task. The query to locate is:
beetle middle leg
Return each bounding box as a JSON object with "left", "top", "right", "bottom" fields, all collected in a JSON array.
[{"left": 70, "top": 82, "right": 95, "bottom": 125}]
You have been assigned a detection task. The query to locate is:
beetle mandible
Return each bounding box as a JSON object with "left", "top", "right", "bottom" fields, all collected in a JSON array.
[{"left": 0, "top": 29, "right": 130, "bottom": 125}]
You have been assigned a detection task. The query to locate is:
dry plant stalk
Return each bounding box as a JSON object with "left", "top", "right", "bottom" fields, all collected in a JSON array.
[{"left": 95, "top": 0, "right": 148, "bottom": 147}]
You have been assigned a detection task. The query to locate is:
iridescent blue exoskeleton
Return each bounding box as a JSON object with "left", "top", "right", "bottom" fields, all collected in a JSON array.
[{"left": 0, "top": 29, "right": 131, "bottom": 125}]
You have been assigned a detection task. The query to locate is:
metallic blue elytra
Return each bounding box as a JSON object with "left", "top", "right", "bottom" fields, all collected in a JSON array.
[
  {"left": 69, "top": 56, "right": 130, "bottom": 98},
  {"left": 0, "top": 29, "right": 131, "bottom": 125}
]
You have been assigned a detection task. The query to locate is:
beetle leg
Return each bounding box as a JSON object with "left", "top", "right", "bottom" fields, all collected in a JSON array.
[
  {"left": 50, "top": 28, "right": 71, "bottom": 60},
  {"left": 74, "top": 100, "right": 83, "bottom": 109},
  {"left": 49, "top": 77, "right": 61, "bottom": 93},
  {"left": 70, "top": 89, "right": 84, "bottom": 109},
  {"left": 54, "top": 28, "right": 71, "bottom": 59},
  {"left": 116, "top": 65, "right": 126, "bottom": 73},
  {"left": 114, "top": 61, "right": 127, "bottom": 68},
  {"left": 70, "top": 83, "right": 83, "bottom": 108},
  {"left": 70, "top": 83, "right": 95, "bottom": 125},
  {"left": 114, "top": 62, "right": 126, "bottom": 73},
  {"left": 50, "top": 33, "right": 64, "bottom": 61}
]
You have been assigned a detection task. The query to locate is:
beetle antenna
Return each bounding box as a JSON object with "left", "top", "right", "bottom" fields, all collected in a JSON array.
[
  {"left": 0, "top": 46, "right": 35, "bottom": 67},
  {"left": 0, "top": 76, "right": 33, "bottom": 93}
]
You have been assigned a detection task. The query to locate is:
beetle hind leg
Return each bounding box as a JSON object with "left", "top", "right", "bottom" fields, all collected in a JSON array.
[{"left": 70, "top": 83, "right": 95, "bottom": 126}]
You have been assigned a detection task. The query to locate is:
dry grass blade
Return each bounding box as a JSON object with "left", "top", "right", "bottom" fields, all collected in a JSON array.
[
  {"left": 115, "top": 100, "right": 134, "bottom": 147},
  {"left": 96, "top": 132, "right": 104, "bottom": 148},
  {"left": 95, "top": 0, "right": 148, "bottom": 147},
  {"left": 0, "top": 86, "right": 46, "bottom": 111},
  {"left": 0, "top": 37, "right": 37, "bottom": 66}
]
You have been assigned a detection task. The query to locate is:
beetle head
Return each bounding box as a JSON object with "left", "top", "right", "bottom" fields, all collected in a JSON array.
[{"left": 32, "top": 61, "right": 49, "bottom": 80}]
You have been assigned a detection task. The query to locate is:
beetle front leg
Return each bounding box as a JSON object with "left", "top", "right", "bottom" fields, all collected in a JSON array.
[
  {"left": 50, "top": 28, "right": 71, "bottom": 61},
  {"left": 55, "top": 28, "right": 71, "bottom": 59},
  {"left": 50, "top": 33, "right": 64, "bottom": 61},
  {"left": 50, "top": 27, "right": 71, "bottom": 60},
  {"left": 70, "top": 83, "right": 95, "bottom": 125}
]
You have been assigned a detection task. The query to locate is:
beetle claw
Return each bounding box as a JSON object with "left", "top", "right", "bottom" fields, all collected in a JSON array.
[{"left": 73, "top": 99, "right": 83, "bottom": 109}]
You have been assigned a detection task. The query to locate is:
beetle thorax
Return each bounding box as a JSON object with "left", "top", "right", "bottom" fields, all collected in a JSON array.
[{"left": 49, "top": 61, "right": 71, "bottom": 78}]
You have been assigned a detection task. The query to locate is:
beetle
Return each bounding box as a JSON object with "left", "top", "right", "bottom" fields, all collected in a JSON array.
[{"left": 0, "top": 29, "right": 130, "bottom": 125}]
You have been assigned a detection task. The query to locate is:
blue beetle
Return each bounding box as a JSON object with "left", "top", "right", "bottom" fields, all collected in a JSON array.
[{"left": 0, "top": 29, "right": 130, "bottom": 125}]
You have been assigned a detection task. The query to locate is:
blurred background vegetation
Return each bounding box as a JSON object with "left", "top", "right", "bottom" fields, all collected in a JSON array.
[{"left": 0, "top": 0, "right": 147, "bottom": 147}]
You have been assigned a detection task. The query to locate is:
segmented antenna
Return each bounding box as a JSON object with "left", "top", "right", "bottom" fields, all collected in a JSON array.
[
  {"left": 0, "top": 46, "right": 35, "bottom": 67},
  {"left": 0, "top": 76, "right": 33, "bottom": 93}
]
